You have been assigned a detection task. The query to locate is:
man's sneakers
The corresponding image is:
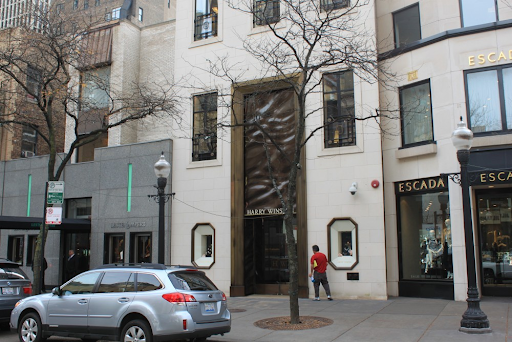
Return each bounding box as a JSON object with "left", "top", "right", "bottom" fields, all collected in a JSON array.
[
  {"left": 313, "top": 297, "right": 320, "bottom": 301},
  {"left": 327, "top": 296, "right": 333, "bottom": 301}
]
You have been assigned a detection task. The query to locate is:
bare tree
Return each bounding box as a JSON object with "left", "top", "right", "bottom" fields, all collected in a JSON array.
[
  {"left": 186, "top": 0, "right": 395, "bottom": 324},
  {"left": 0, "top": 6, "right": 179, "bottom": 293}
]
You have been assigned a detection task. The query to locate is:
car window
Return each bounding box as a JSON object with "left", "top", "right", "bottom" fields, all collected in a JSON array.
[
  {"left": 61, "top": 272, "right": 101, "bottom": 295},
  {"left": 136, "top": 273, "right": 162, "bottom": 291},
  {"left": 0, "top": 265, "right": 29, "bottom": 280},
  {"left": 97, "top": 272, "right": 134, "bottom": 293},
  {"left": 169, "top": 271, "right": 218, "bottom": 291}
]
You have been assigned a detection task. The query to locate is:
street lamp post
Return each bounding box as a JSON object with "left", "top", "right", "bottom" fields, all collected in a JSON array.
[
  {"left": 149, "top": 152, "right": 172, "bottom": 265},
  {"left": 451, "top": 117, "right": 491, "bottom": 334}
]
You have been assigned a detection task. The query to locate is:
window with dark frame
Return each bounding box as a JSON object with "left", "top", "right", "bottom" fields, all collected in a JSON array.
[
  {"left": 73, "top": 0, "right": 78, "bottom": 10},
  {"left": 131, "top": 233, "right": 151, "bottom": 263},
  {"left": 320, "top": 0, "right": 349, "bottom": 11},
  {"left": 21, "top": 126, "right": 37, "bottom": 158},
  {"left": 104, "top": 234, "right": 125, "bottom": 264},
  {"left": 26, "top": 65, "right": 42, "bottom": 99},
  {"left": 399, "top": 80, "right": 434, "bottom": 147},
  {"left": 8, "top": 236, "right": 24, "bottom": 264},
  {"left": 393, "top": 3, "right": 421, "bottom": 48},
  {"left": 56, "top": 3, "right": 64, "bottom": 14},
  {"left": 465, "top": 65, "right": 512, "bottom": 134},
  {"left": 112, "top": 7, "right": 121, "bottom": 20},
  {"left": 396, "top": 181, "right": 452, "bottom": 282},
  {"left": 138, "top": 7, "right": 143, "bottom": 22},
  {"left": 192, "top": 93, "right": 217, "bottom": 161},
  {"left": 95, "top": 0, "right": 100, "bottom": 6},
  {"left": 460, "top": 0, "right": 497, "bottom": 27},
  {"left": 194, "top": 0, "right": 218, "bottom": 41},
  {"left": 323, "top": 70, "right": 356, "bottom": 148},
  {"left": 84, "top": 0, "right": 88, "bottom": 9},
  {"left": 253, "top": 0, "right": 280, "bottom": 26}
]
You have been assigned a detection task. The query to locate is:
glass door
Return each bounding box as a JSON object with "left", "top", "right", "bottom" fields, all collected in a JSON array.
[{"left": 477, "top": 189, "right": 512, "bottom": 296}]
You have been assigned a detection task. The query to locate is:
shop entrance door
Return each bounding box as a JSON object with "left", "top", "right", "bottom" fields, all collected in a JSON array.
[
  {"left": 476, "top": 189, "right": 512, "bottom": 296},
  {"left": 62, "top": 232, "right": 91, "bottom": 283},
  {"left": 244, "top": 217, "right": 289, "bottom": 295}
]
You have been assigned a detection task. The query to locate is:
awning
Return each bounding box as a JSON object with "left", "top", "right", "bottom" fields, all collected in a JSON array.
[{"left": 0, "top": 216, "right": 91, "bottom": 231}]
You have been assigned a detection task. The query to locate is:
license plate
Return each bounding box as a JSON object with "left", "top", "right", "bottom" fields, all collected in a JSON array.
[
  {"left": 204, "top": 302, "right": 215, "bottom": 313},
  {"left": 1, "top": 287, "right": 14, "bottom": 295}
]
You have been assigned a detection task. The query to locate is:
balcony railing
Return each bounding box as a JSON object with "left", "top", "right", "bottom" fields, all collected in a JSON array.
[{"left": 194, "top": 12, "right": 218, "bottom": 41}]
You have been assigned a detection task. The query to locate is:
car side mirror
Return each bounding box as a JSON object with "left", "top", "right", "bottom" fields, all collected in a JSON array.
[{"left": 51, "top": 287, "right": 62, "bottom": 296}]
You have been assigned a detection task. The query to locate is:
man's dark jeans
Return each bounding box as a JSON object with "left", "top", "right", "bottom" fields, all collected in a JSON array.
[{"left": 313, "top": 271, "right": 331, "bottom": 298}]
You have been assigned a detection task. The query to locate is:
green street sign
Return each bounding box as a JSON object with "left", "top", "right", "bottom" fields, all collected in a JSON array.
[{"left": 47, "top": 181, "right": 64, "bottom": 204}]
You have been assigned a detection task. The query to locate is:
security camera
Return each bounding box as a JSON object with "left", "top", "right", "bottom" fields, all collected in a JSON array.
[{"left": 349, "top": 182, "right": 358, "bottom": 195}]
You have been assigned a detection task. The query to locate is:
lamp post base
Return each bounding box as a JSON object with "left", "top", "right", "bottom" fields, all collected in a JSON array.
[{"left": 459, "top": 293, "right": 491, "bottom": 334}]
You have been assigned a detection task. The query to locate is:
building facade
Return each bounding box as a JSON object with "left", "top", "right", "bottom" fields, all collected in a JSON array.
[{"left": 377, "top": 0, "right": 512, "bottom": 300}]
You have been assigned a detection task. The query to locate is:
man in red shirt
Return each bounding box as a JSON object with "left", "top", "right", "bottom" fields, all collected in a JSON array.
[{"left": 308, "top": 245, "right": 332, "bottom": 301}]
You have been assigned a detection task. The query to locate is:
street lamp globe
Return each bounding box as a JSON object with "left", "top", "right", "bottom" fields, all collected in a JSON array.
[
  {"left": 451, "top": 117, "right": 473, "bottom": 151},
  {"left": 154, "top": 152, "right": 171, "bottom": 179}
]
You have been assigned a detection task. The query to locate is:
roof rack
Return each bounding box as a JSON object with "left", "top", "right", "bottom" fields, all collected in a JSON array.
[
  {"left": 94, "top": 263, "right": 167, "bottom": 270},
  {"left": 94, "top": 263, "right": 198, "bottom": 270}
]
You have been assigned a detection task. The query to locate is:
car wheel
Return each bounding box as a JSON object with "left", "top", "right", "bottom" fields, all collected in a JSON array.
[
  {"left": 121, "top": 319, "right": 152, "bottom": 342},
  {"left": 18, "top": 312, "right": 46, "bottom": 342}
]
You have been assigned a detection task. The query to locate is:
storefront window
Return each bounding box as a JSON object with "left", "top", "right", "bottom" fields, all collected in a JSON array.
[
  {"left": 192, "top": 224, "right": 215, "bottom": 269},
  {"left": 477, "top": 190, "right": 512, "bottom": 293},
  {"left": 104, "top": 234, "right": 125, "bottom": 264},
  {"left": 327, "top": 218, "right": 358, "bottom": 270},
  {"left": 131, "top": 233, "right": 151, "bottom": 263},
  {"left": 7, "top": 236, "right": 24, "bottom": 264},
  {"left": 398, "top": 181, "right": 452, "bottom": 281}
]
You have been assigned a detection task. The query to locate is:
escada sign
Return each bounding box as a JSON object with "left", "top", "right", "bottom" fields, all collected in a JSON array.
[
  {"left": 471, "top": 171, "right": 512, "bottom": 185},
  {"left": 468, "top": 50, "right": 512, "bottom": 66},
  {"left": 396, "top": 176, "right": 447, "bottom": 194}
]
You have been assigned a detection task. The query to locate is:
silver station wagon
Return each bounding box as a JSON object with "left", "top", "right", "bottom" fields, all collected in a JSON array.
[{"left": 10, "top": 263, "right": 231, "bottom": 342}]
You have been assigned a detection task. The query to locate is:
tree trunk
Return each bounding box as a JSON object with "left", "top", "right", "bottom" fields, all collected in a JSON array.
[{"left": 32, "top": 223, "right": 49, "bottom": 295}]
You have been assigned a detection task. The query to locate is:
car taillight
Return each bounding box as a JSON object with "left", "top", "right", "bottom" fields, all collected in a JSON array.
[
  {"left": 222, "top": 292, "right": 227, "bottom": 301},
  {"left": 162, "top": 293, "right": 197, "bottom": 303},
  {"left": 23, "top": 284, "right": 32, "bottom": 295},
  {"left": 183, "top": 319, "right": 187, "bottom": 330}
]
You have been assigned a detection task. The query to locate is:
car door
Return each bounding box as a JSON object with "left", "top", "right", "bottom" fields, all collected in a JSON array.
[
  {"left": 87, "top": 271, "right": 136, "bottom": 333},
  {"left": 46, "top": 271, "right": 101, "bottom": 334}
]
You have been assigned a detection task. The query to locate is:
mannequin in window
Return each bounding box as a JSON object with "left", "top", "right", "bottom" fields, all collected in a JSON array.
[{"left": 425, "top": 229, "right": 443, "bottom": 274}]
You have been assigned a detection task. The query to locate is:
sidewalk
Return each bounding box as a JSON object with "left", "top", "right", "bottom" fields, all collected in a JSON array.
[{"left": 210, "top": 296, "right": 511, "bottom": 342}]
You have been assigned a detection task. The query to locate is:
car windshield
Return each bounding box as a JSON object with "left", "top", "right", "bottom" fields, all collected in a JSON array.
[
  {"left": 0, "top": 265, "right": 29, "bottom": 280},
  {"left": 169, "top": 271, "right": 218, "bottom": 291}
]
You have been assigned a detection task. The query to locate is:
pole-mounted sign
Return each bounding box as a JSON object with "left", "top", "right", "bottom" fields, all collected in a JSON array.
[{"left": 47, "top": 181, "right": 64, "bottom": 204}]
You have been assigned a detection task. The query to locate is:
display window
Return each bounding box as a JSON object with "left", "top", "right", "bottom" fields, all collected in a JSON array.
[
  {"left": 327, "top": 218, "right": 358, "bottom": 270},
  {"left": 191, "top": 223, "right": 215, "bottom": 269},
  {"left": 396, "top": 177, "right": 452, "bottom": 281}
]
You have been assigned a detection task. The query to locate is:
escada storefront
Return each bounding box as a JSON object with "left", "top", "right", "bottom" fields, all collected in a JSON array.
[{"left": 468, "top": 147, "right": 512, "bottom": 297}]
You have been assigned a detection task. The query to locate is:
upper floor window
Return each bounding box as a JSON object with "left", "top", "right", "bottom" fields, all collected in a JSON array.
[
  {"left": 399, "top": 80, "right": 433, "bottom": 146},
  {"left": 80, "top": 67, "right": 110, "bottom": 111},
  {"left": 66, "top": 198, "right": 92, "bottom": 219},
  {"left": 56, "top": 3, "right": 64, "bottom": 14},
  {"left": 393, "top": 3, "right": 421, "bottom": 48},
  {"left": 84, "top": 0, "right": 89, "bottom": 9},
  {"left": 323, "top": 70, "right": 356, "bottom": 148},
  {"left": 193, "top": 93, "right": 217, "bottom": 161},
  {"left": 112, "top": 7, "right": 121, "bottom": 20},
  {"left": 194, "top": 0, "right": 218, "bottom": 41},
  {"left": 95, "top": 0, "right": 100, "bottom": 6},
  {"left": 73, "top": 0, "right": 78, "bottom": 10},
  {"left": 138, "top": 7, "right": 143, "bottom": 22},
  {"left": 466, "top": 65, "right": 512, "bottom": 134},
  {"left": 321, "top": 0, "right": 349, "bottom": 11},
  {"left": 21, "top": 126, "right": 37, "bottom": 158},
  {"left": 253, "top": 0, "right": 280, "bottom": 26},
  {"left": 461, "top": 0, "right": 497, "bottom": 27},
  {"left": 26, "top": 65, "right": 42, "bottom": 99}
]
